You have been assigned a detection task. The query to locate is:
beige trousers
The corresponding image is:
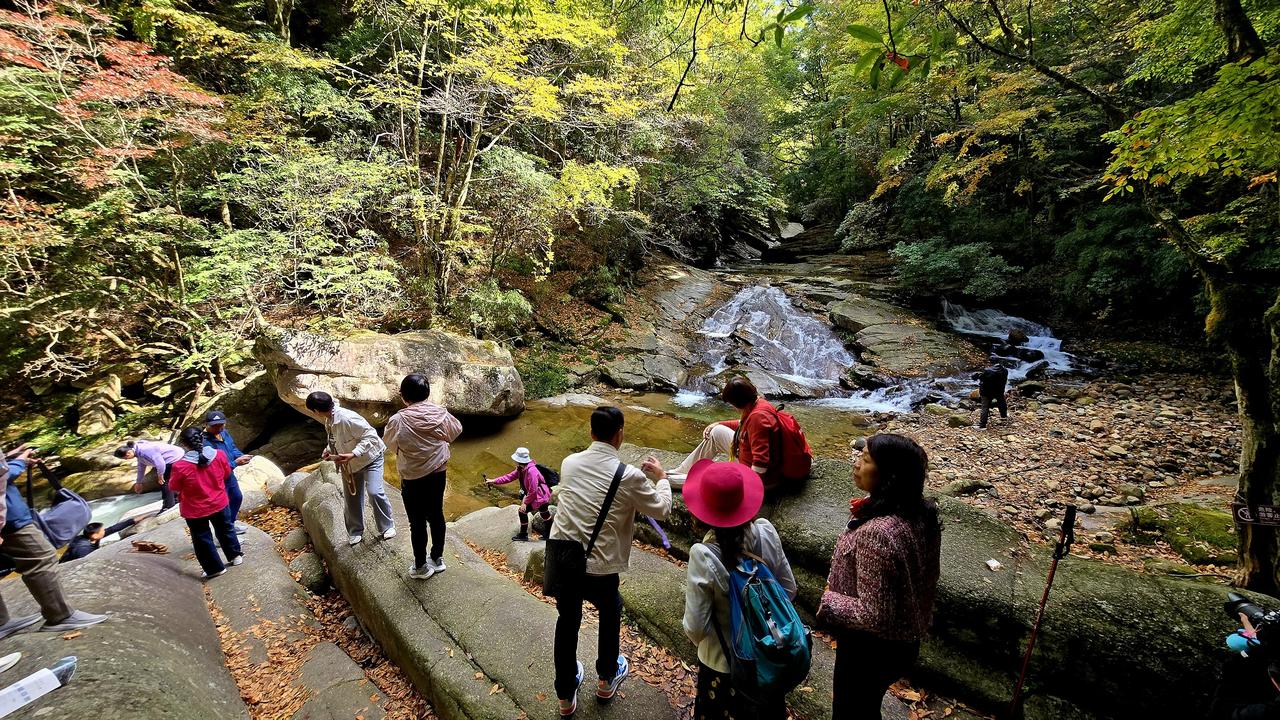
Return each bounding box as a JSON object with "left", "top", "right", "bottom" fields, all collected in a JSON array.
[{"left": 670, "top": 424, "right": 736, "bottom": 488}]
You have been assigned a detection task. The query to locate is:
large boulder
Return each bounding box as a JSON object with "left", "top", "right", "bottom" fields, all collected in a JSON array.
[
  {"left": 253, "top": 423, "right": 327, "bottom": 473},
  {"left": 255, "top": 327, "right": 524, "bottom": 424},
  {"left": 617, "top": 444, "right": 1264, "bottom": 720},
  {"left": 600, "top": 355, "right": 688, "bottom": 391},
  {"left": 195, "top": 369, "right": 287, "bottom": 448},
  {"left": 76, "top": 373, "right": 121, "bottom": 436},
  {"left": 1, "top": 520, "right": 248, "bottom": 719},
  {"left": 827, "top": 297, "right": 975, "bottom": 377},
  {"left": 63, "top": 464, "right": 152, "bottom": 500}
]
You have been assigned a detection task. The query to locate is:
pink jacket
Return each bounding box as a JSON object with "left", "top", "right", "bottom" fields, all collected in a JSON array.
[{"left": 491, "top": 462, "right": 551, "bottom": 507}]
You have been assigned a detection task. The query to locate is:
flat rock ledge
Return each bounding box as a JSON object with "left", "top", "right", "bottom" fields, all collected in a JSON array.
[
  {"left": 2, "top": 521, "right": 247, "bottom": 720},
  {"left": 275, "top": 464, "right": 677, "bottom": 720}
]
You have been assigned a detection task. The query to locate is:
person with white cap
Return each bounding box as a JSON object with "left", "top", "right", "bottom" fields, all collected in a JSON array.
[
  {"left": 485, "top": 447, "right": 552, "bottom": 541},
  {"left": 682, "top": 458, "right": 795, "bottom": 719}
]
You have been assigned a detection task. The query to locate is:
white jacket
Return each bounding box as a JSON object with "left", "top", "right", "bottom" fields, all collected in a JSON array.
[
  {"left": 321, "top": 402, "right": 385, "bottom": 473},
  {"left": 549, "top": 442, "right": 671, "bottom": 576},
  {"left": 683, "top": 519, "right": 797, "bottom": 673}
]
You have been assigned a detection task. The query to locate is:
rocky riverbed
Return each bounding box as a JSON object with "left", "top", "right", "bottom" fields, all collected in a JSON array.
[{"left": 881, "top": 371, "right": 1241, "bottom": 577}]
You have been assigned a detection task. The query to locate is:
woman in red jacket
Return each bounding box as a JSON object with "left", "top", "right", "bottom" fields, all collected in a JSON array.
[
  {"left": 818, "top": 433, "right": 941, "bottom": 719},
  {"left": 170, "top": 428, "right": 243, "bottom": 579}
]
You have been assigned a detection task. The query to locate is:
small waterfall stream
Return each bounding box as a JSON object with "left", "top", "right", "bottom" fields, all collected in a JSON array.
[{"left": 674, "top": 287, "right": 1074, "bottom": 414}]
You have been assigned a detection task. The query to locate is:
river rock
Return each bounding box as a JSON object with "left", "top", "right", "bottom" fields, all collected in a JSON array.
[
  {"left": 195, "top": 370, "right": 286, "bottom": 448},
  {"left": 853, "top": 323, "right": 973, "bottom": 377},
  {"left": 63, "top": 464, "right": 152, "bottom": 500},
  {"left": 289, "top": 551, "right": 328, "bottom": 593},
  {"left": 76, "top": 373, "right": 121, "bottom": 436},
  {"left": 282, "top": 527, "right": 310, "bottom": 552},
  {"left": 848, "top": 364, "right": 894, "bottom": 389},
  {"left": 600, "top": 355, "right": 687, "bottom": 391},
  {"left": 707, "top": 367, "right": 839, "bottom": 399},
  {"left": 828, "top": 296, "right": 905, "bottom": 333},
  {"left": 255, "top": 423, "right": 327, "bottom": 473},
  {"left": 255, "top": 326, "right": 525, "bottom": 423},
  {"left": 1008, "top": 329, "right": 1030, "bottom": 346}
]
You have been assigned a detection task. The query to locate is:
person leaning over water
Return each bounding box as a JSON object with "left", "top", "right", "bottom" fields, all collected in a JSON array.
[
  {"left": 551, "top": 406, "right": 671, "bottom": 717},
  {"left": 115, "top": 438, "right": 183, "bottom": 510},
  {"left": 818, "top": 433, "right": 941, "bottom": 719},
  {"left": 382, "top": 374, "right": 462, "bottom": 580}
]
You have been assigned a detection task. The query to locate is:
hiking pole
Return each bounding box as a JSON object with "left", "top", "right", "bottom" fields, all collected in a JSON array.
[{"left": 1008, "top": 503, "right": 1076, "bottom": 719}]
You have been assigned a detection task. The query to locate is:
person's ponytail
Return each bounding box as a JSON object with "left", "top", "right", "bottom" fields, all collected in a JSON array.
[{"left": 178, "top": 427, "right": 209, "bottom": 467}]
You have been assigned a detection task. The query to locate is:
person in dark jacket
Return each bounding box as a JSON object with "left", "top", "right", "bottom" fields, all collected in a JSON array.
[
  {"left": 0, "top": 450, "right": 108, "bottom": 639},
  {"left": 975, "top": 363, "right": 1009, "bottom": 429},
  {"left": 59, "top": 518, "right": 139, "bottom": 563},
  {"left": 202, "top": 410, "right": 252, "bottom": 534}
]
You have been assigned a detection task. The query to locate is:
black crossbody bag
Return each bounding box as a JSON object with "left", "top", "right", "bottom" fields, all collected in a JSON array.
[{"left": 543, "top": 462, "right": 625, "bottom": 598}]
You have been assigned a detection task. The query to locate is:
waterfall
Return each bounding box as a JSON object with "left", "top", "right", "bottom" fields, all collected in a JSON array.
[
  {"left": 678, "top": 286, "right": 855, "bottom": 401},
  {"left": 941, "top": 299, "right": 1075, "bottom": 378},
  {"left": 672, "top": 288, "right": 1073, "bottom": 415}
]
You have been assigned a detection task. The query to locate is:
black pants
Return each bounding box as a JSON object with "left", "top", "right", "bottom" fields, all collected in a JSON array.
[
  {"left": 696, "top": 662, "right": 787, "bottom": 719},
  {"left": 160, "top": 466, "right": 175, "bottom": 510},
  {"left": 832, "top": 630, "right": 919, "bottom": 719},
  {"left": 518, "top": 501, "right": 550, "bottom": 533},
  {"left": 979, "top": 394, "right": 1008, "bottom": 428},
  {"left": 554, "top": 573, "right": 622, "bottom": 700},
  {"left": 401, "top": 470, "right": 446, "bottom": 569},
  {"left": 186, "top": 509, "right": 242, "bottom": 575}
]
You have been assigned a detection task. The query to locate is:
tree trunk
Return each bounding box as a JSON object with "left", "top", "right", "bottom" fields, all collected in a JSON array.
[
  {"left": 1210, "top": 280, "right": 1280, "bottom": 595},
  {"left": 1215, "top": 0, "right": 1265, "bottom": 60}
]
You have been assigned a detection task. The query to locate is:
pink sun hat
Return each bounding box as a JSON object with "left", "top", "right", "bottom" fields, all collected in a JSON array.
[{"left": 682, "top": 459, "right": 765, "bottom": 528}]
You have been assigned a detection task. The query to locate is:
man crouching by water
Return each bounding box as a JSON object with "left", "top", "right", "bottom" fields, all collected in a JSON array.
[{"left": 551, "top": 406, "right": 671, "bottom": 717}]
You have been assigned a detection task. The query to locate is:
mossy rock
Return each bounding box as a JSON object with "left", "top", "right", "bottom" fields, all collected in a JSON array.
[{"left": 1123, "top": 503, "right": 1237, "bottom": 566}]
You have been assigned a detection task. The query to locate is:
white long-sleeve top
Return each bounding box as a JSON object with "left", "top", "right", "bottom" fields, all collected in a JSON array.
[
  {"left": 683, "top": 518, "right": 797, "bottom": 673},
  {"left": 321, "top": 402, "right": 385, "bottom": 473},
  {"left": 549, "top": 441, "right": 671, "bottom": 576}
]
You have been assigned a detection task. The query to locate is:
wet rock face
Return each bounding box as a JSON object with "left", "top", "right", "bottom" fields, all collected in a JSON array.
[{"left": 255, "top": 326, "right": 525, "bottom": 423}]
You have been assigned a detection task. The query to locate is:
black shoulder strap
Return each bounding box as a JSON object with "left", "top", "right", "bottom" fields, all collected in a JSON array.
[{"left": 584, "top": 462, "right": 626, "bottom": 558}]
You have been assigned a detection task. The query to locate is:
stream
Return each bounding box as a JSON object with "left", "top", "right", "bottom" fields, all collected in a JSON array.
[{"left": 382, "top": 280, "right": 1075, "bottom": 520}]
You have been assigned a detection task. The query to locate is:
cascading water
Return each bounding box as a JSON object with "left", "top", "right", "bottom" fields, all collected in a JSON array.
[
  {"left": 674, "top": 286, "right": 855, "bottom": 404},
  {"left": 672, "top": 288, "right": 1075, "bottom": 415},
  {"left": 941, "top": 299, "right": 1075, "bottom": 379}
]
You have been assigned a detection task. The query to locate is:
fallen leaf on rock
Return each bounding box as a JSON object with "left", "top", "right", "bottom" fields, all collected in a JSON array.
[
  {"left": 536, "top": 692, "right": 547, "bottom": 701},
  {"left": 474, "top": 672, "right": 484, "bottom": 680},
  {"left": 61, "top": 631, "right": 81, "bottom": 640},
  {"left": 489, "top": 683, "right": 502, "bottom": 695}
]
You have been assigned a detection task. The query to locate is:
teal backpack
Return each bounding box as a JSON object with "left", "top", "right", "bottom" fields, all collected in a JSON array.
[{"left": 712, "top": 553, "right": 813, "bottom": 703}]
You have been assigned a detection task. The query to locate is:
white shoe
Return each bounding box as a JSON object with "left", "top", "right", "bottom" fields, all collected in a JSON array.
[
  {"left": 348, "top": 535, "right": 363, "bottom": 546},
  {"left": 381, "top": 527, "right": 397, "bottom": 540},
  {"left": 231, "top": 555, "right": 244, "bottom": 566},
  {"left": 428, "top": 557, "right": 446, "bottom": 575},
  {"left": 408, "top": 562, "right": 435, "bottom": 580}
]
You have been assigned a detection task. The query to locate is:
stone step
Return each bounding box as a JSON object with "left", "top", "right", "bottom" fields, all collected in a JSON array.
[
  {"left": 205, "top": 525, "right": 388, "bottom": 720},
  {"left": 280, "top": 464, "right": 677, "bottom": 720},
  {"left": 454, "top": 504, "right": 912, "bottom": 720}
]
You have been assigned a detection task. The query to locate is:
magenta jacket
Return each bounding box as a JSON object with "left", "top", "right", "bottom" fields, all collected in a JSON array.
[{"left": 491, "top": 462, "right": 551, "bottom": 507}]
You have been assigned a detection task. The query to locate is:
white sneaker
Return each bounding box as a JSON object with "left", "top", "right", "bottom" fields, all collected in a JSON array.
[
  {"left": 408, "top": 562, "right": 435, "bottom": 580},
  {"left": 428, "top": 557, "right": 446, "bottom": 575},
  {"left": 348, "top": 535, "right": 362, "bottom": 546},
  {"left": 231, "top": 555, "right": 244, "bottom": 566},
  {"left": 381, "top": 527, "right": 397, "bottom": 540}
]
